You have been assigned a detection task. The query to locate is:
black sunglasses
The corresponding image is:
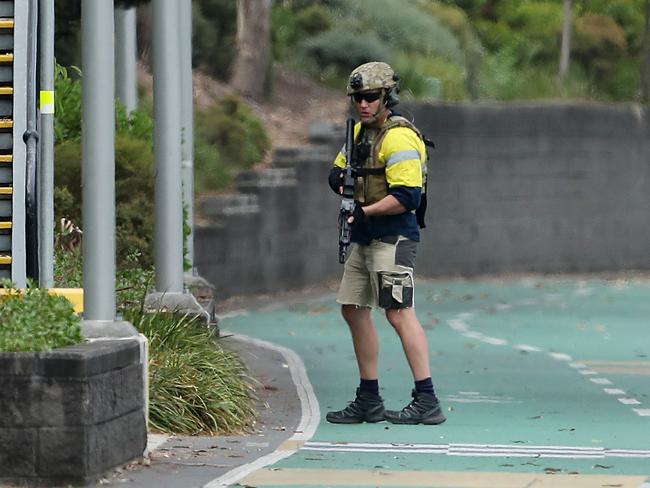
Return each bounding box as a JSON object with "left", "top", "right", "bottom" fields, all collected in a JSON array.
[{"left": 352, "top": 91, "right": 382, "bottom": 103}]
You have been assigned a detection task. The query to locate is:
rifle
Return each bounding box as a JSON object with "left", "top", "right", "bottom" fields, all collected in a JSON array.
[{"left": 338, "top": 118, "right": 356, "bottom": 264}]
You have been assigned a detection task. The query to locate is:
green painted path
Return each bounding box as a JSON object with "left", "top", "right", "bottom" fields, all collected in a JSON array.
[{"left": 219, "top": 278, "right": 650, "bottom": 487}]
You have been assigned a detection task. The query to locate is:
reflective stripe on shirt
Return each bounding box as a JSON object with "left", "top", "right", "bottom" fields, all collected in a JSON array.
[{"left": 386, "top": 149, "right": 421, "bottom": 168}]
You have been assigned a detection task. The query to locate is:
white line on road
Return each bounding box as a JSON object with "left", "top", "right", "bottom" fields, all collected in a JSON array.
[
  {"left": 301, "top": 441, "right": 650, "bottom": 459},
  {"left": 204, "top": 332, "right": 319, "bottom": 488},
  {"left": 604, "top": 388, "right": 626, "bottom": 395},
  {"left": 590, "top": 378, "right": 613, "bottom": 385},
  {"left": 618, "top": 398, "right": 642, "bottom": 405}
]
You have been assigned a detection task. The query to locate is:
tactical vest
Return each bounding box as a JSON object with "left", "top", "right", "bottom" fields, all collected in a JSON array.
[{"left": 354, "top": 115, "right": 428, "bottom": 206}]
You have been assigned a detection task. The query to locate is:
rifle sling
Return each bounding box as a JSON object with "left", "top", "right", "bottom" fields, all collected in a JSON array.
[{"left": 354, "top": 167, "right": 385, "bottom": 176}]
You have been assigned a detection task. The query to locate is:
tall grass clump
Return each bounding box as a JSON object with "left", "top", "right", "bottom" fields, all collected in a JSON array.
[{"left": 126, "top": 309, "right": 256, "bottom": 435}]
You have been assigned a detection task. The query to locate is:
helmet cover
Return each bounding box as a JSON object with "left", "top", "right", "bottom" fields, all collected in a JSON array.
[{"left": 346, "top": 62, "right": 398, "bottom": 95}]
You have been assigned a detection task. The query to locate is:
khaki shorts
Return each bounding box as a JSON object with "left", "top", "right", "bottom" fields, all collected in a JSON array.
[{"left": 337, "top": 235, "right": 417, "bottom": 309}]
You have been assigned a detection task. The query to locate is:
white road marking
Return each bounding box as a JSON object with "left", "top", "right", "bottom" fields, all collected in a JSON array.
[
  {"left": 618, "top": 398, "right": 641, "bottom": 405},
  {"left": 604, "top": 388, "right": 626, "bottom": 395},
  {"left": 446, "top": 303, "right": 647, "bottom": 421},
  {"left": 549, "top": 352, "right": 573, "bottom": 361},
  {"left": 515, "top": 344, "right": 541, "bottom": 352},
  {"left": 204, "top": 332, "right": 319, "bottom": 488},
  {"left": 481, "top": 336, "right": 508, "bottom": 346},
  {"left": 590, "top": 378, "right": 613, "bottom": 385},
  {"left": 301, "top": 441, "right": 650, "bottom": 459},
  {"left": 463, "top": 331, "right": 484, "bottom": 340},
  {"left": 448, "top": 319, "right": 468, "bottom": 332},
  {"left": 570, "top": 362, "right": 587, "bottom": 369},
  {"left": 446, "top": 394, "right": 521, "bottom": 404}
]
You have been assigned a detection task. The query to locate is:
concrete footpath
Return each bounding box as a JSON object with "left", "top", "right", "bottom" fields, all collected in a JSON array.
[{"left": 93, "top": 277, "right": 650, "bottom": 488}]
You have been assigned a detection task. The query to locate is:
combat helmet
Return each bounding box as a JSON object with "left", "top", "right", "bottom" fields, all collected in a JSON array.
[{"left": 346, "top": 61, "right": 400, "bottom": 107}]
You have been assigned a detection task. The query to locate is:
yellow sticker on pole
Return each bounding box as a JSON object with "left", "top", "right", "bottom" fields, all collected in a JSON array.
[{"left": 40, "top": 90, "right": 55, "bottom": 114}]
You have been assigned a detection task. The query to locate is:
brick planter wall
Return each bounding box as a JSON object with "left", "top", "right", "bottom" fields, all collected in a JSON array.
[{"left": 0, "top": 338, "right": 147, "bottom": 485}]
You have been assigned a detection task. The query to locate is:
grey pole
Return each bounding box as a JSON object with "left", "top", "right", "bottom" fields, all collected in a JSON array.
[
  {"left": 179, "top": 0, "right": 194, "bottom": 270},
  {"left": 38, "top": 0, "right": 54, "bottom": 288},
  {"left": 115, "top": 6, "right": 138, "bottom": 114},
  {"left": 152, "top": 0, "right": 184, "bottom": 293},
  {"left": 81, "top": 0, "right": 116, "bottom": 319}
]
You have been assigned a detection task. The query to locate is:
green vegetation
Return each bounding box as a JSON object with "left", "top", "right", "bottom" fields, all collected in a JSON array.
[
  {"left": 271, "top": 0, "right": 649, "bottom": 102},
  {"left": 53, "top": 248, "right": 257, "bottom": 435},
  {"left": 51, "top": 56, "right": 265, "bottom": 433},
  {"left": 194, "top": 97, "right": 271, "bottom": 192},
  {"left": 53, "top": 65, "right": 271, "bottom": 265},
  {"left": 0, "top": 283, "right": 83, "bottom": 353},
  {"left": 127, "top": 310, "right": 256, "bottom": 434}
]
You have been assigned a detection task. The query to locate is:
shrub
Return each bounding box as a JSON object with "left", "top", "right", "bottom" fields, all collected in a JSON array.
[
  {"left": 272, "top": 3, "right": 333, "bottom": 61},
  {"left": 54, "top": 134, "right": 156, "bottom": 267},
  {"left": 194, "top": 137, "right": 233, "bottom": 193},
  {"left": 195, "top": 96, "right": 270, "bottom": 172},
  {"left": 573, "top": 13, "right": 628, "bottom": 59},
  {"left": 54, "top": 246, "right": 155, "bottom": 312},
  {"left": 54, "top": 64, "right": 83, "bottom": 142},
  {"left": 393, "top": 53, "right": 469, "bottom": 101},
  {"left": 301, "top": 27, "right": 388, "bottom": 77},
  {"left": 0, "top": 283, "right": 83, "bottom": 352},
  {"left": 344, "top": 0, "right": 463, "bottom": 64}
]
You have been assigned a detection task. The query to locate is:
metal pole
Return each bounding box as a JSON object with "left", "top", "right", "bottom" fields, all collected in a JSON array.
[
  {"left": 179, "top": 0, "right": 194, "bottom": 270},
  {"left": 115, "top": 6, "right": 138, "bottom": 114},
  {"left": 81, "top": 0, "right": 116, "bottom": 320},
  {"left": 24, "top": 0, "right": 39, "bottom": 284},
  {"left": 152, "top": 0, "right": 184, "bottom": 293},
  {"left": 38, "top": 0, "right": 54, "bottom": 288}
]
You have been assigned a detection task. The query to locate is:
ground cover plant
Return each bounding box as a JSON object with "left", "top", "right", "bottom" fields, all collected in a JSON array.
[{"left": 0, "top": 282, "right": 83, "bottom": 352}]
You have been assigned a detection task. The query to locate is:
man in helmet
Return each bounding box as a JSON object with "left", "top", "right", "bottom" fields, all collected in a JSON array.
[{"left": 326, "top": 61, "right": 445, "bottom": 426}]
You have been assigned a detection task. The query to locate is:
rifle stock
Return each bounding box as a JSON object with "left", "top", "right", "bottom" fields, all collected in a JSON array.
[{"left": 338, "top": 118, "right": 356, "bottom": 263}]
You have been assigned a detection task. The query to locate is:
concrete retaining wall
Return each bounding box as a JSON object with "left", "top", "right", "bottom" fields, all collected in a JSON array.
[
  {"left": 195, "top": 103, "right": 650, "bottom": 299},
  {"left": 0, "top": 338, "right": 147, "bottom": 485}
]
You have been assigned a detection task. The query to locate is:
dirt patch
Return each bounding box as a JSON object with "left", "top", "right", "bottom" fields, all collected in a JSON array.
[
  {"left": 140, "top": 63, "right": 347, "bottom": 150},
  {"left": 196, "top": 65, "right": 347, "bottom": 150}
]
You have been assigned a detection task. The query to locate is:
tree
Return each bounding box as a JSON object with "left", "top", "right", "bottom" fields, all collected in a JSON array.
[
  {"left": 641, "top": 0, "right": 650, "bottom": 102},
  {"left": 229, "top": 0, "right": 272, "bottom": 101},
  {"left": 558, "top": 0, "right": 573, "bottom": 82}
]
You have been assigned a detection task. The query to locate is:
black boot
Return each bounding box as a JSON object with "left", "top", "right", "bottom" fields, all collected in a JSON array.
[
  {"left": 326, "top": 388, "right": 385, "bottom": 424},
  {"left": 384, "top": 389, "right": 446, "bottom": 425}
]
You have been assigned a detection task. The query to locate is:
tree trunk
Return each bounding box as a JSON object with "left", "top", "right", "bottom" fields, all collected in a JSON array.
[
  {"left": 558, "top": 0, "right": 572, "bottom": 82},
  {"left": 229, "top": 0, "right": 271, "bottom": 101},
  {"left": 641, "top": 0, "right": 650, "bottom": 103}
]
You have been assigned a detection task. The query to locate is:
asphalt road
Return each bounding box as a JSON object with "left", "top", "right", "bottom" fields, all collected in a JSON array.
[
  {"left": 221, "top": 277, "right": 650, "bottom": 488},
  {"left": 91, "top": 276, "right": 650, "bottom": 488}
]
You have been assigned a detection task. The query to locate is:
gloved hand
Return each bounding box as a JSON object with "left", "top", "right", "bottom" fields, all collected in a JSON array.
[
  {"left": 349, "top": 203, "right": 366, "bottom": 226},
  {"left": 328, "top": 167, "right": 344, "bottom": 194}
]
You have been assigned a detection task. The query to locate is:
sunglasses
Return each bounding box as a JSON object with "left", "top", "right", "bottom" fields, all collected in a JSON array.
[{"left": 352, "top": 91, "right": 382, "bottom": 103}]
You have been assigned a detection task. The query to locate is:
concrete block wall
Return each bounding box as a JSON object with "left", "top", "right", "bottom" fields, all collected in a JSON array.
[
  {"left": 195, "top": 103, "right": 650, "bottom": 299},
  {"left": 0, "top": 339, "right": 147, "bottom": 485},
  {"left": 408, "top": 103, "right": 650, "bottom": 275}
]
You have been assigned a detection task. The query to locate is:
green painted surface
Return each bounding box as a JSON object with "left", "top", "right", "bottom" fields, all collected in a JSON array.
[{"left": 223, "top": 278, "right": 650, "bottom": 481}]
